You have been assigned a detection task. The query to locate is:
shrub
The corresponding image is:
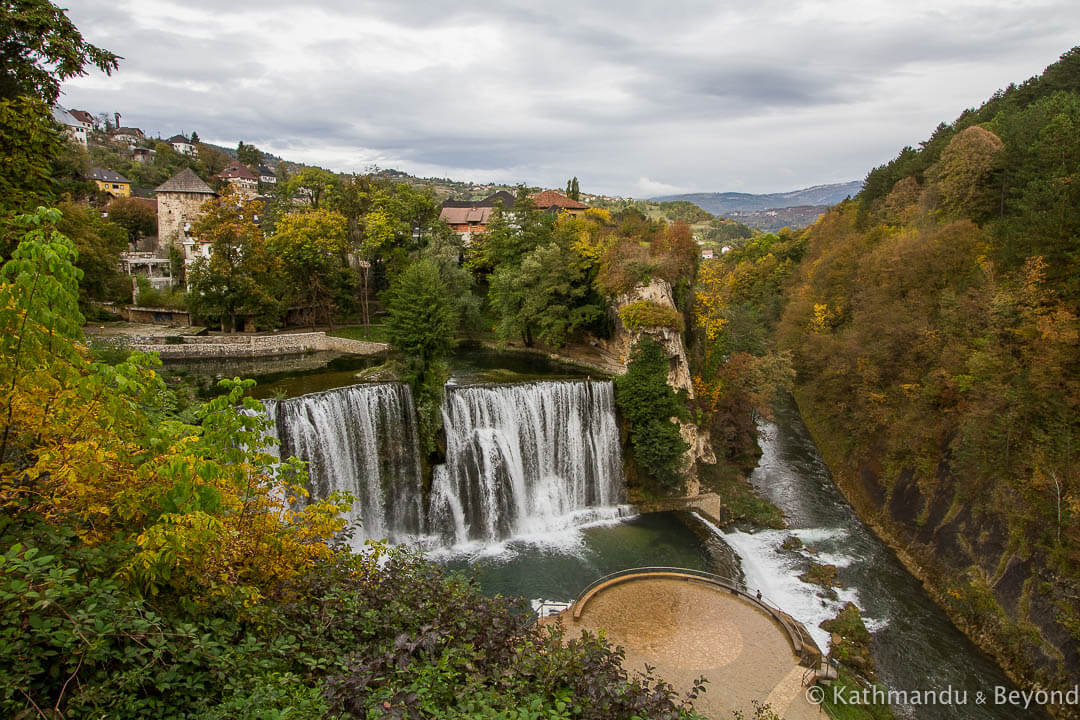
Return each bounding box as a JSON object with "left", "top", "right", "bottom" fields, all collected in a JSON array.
[
  {"left": 618, "top": 299, "right": 685, "bottom": 333},
  {"left": 615, "top": 337, "right": 690, "bottom": 493}
]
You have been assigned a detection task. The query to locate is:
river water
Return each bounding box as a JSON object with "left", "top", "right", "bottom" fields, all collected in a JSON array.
[{"left": 716, "top": 398, "right": 1046, "bottom": 720}]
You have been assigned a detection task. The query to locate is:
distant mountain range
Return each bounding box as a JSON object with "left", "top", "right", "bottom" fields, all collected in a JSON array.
[{"left": 653, "top": 181, "right": 862, "bottom": 216}]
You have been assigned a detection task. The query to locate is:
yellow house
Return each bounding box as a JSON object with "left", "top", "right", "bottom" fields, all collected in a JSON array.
[{"left": 87, "top": 167, "right": 131, "bottom": 198}]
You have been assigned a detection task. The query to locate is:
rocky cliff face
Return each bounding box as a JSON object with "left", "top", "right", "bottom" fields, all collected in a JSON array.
[
  {"left": 605, "top": 278, "right": 694, "bottom": 397},
  {"left": 604, "top": 278, "right": 716, "bottom": 492}
]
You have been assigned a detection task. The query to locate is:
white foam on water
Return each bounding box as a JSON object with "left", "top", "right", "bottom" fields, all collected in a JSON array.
[
  {"left": 427, "top": 504, "right": 637, "bottom": 561},
  {"left": 693, "top": 511, "right": 884, "bottom": 652},
  {"left": 722, "top": 528, "right": 861, "bottom": 651}
]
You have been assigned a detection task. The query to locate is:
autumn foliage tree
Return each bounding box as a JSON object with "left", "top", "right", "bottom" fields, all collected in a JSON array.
[
  {"left": 270, "top": 208, "right": 351, "bottom": 328},
  {"left": 186, "top": 194, "right": 282, "bottom": 331}
]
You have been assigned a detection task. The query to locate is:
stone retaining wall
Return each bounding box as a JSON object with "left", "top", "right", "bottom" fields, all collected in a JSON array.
[{"left": 92, "top": 331, "right": 387, "bottom": 359}]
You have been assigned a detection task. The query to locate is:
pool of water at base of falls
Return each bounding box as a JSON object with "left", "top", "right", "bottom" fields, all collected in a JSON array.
[
  {"left": 438, "top": 399, "right": 1046, "bottom": 720},
  {"left": 437, "top": 511, "right": 713, "bottom": 603}
]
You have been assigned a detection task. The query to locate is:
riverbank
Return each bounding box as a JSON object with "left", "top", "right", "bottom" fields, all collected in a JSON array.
[{"left": 791, "top": 389, "right": 1071, "bottom": 720}]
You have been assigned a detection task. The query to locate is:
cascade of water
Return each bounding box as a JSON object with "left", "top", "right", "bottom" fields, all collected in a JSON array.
[
  {"left": 263, "top": 383, "right": 425, "bottom": 543},
  {"left": 429, "top": 380, "right": 626, "bottom": 546}
]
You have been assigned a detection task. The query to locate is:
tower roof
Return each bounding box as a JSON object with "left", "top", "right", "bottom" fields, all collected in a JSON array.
[{"left": 155, "top": 168, "right": 215, "bottom": 194}]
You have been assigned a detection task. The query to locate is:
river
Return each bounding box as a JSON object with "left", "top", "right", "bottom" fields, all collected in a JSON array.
[{"left": 714, "top": 397, "right": 1046, "bottom": 720}]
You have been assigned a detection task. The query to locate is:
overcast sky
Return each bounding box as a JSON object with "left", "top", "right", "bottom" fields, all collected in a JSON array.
[{"left": 59, "top": 0, "right": 1079, "bottom": 197}]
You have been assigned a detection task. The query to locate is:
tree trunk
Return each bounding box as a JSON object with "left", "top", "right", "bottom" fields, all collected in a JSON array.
[{"left": 359, "top": 264, "right": 371, "bottom": 338}]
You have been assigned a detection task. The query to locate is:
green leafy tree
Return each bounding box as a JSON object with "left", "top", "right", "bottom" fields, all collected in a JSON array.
[
  {"left": 269, "top": 208, "right": 351, "bottom": 328},
  {"left": 284, "top": 167, "right": 341, "bottom": 210},
  {"left": 106, "top": 196, "right": 156, "bottom": 247},
  {"left": 489, "top": 239, "right": 602, "bottom": 347},
  {"left": 384, "top": 260, "right": 457, "bottom": 451},
  {"left": 390, "top": 183, "right": 441, "bottom": 252},
  {"left": 566, "top": 176, "right": 581, "bottom": 200},
  {"left": 56, "top": 201, "right": 128, "bottom": 302},
  {"left": 195, "top": 142, "right": 230, "bottom": 177},
  {"left": 616, "top": 337, "right": 690, "bottom": 493},
  {"left": 928, "top": 125, "right": 1004, "bottom": 218},
  {"left": 0, "top": 97, "right": 63, "bottom": 230},
  {"left": 422, "top": 223, "right": 482, "bottom": 334},
  {"left": 385, "top": 260, "right": 456, "bottom": 371},
  {"left": 467, "top": 186, "right": 552, "bottom": 273},
  {"left": 0, "top": 0, "right": 119, "bottom": 103}
]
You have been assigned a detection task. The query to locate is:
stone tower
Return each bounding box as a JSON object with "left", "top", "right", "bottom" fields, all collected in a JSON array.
[{"left": 154, "top": 168, "right": 216, "bottom": 262}]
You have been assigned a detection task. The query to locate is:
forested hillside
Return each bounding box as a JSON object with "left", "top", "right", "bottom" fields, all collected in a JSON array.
[{"left": 774, "top": 48, "right": 1080, "bottom": 715}]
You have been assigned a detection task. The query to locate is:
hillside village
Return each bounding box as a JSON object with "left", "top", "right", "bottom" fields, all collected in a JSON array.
[{"left": 47, "top": 103, "right": 755, "bottom": 328}]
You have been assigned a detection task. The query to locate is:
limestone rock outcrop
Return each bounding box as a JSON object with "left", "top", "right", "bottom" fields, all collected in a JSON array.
[
  {"left": 604, "top": 278, "right": 717, "bottom": 495},
  {"left": 604, "top": 278, "right": 694, "bottom": 398}
]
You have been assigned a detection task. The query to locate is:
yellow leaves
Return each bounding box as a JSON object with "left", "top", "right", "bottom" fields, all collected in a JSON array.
[
  {"left": 691, "top": 374, "right": 723, "bottom": 414},
  {"left": 810, "top": 303, "right": 832, "bottom": 333},
  {"left": 899, "top": 383, "right": 921, "bottom": 399},
  {"left": 693, "top": 260, "right": 731, "bottom": 343}
]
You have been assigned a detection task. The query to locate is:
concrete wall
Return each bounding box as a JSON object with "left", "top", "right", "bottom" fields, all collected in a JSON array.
[
  {"left": 113, "top": 306, "right": 192, "bottom": 327},
  {"left": 95, "top": 331, "right": 388, "bottom": 359}
]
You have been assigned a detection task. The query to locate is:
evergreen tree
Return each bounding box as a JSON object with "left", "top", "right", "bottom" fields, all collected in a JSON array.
[
  {"left": 236, "top": 140, "right": 263, "bottom": 169},
  {"left": 385, "top": 260, "right": 456, "bottom": 373}
]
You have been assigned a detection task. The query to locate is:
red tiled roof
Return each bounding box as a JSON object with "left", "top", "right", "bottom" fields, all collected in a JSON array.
[
  {"left": 440, "top": 206, "right": 494, "bottom": 225},
  {"left": 217, "top": 162, "right": 258, "bottom": 180},
  {"left": 69, "top": 109, "right": 94, "bottom": 124},
  {"left": 531, "top": 190, "right": 588, "bottom": 210}
]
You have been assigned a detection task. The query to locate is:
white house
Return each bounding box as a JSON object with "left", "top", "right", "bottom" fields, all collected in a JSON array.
[
  {"left": 257, "top": 165, "right": 277, "bottom": 185},
  {"left": 111, "top": 127, "right": 145, "bottom": 147},
  {"left": 51, "top": 106, "right": 89, "bottom": 146},
  {"left": 167, "top": 134, "right": 197, "bottom": 156}
]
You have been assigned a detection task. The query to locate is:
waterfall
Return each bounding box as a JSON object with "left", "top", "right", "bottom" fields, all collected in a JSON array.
[
  {"left": 429, "top": 380, "right": 627, "bottom": 546},
  {"left": 263, "top": 383, "right": 425, "bottom": 543}
]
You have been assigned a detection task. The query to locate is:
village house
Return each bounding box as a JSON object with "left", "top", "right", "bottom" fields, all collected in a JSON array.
[
  {"left": 87, "top": 168, "right": 131, "bottom": 198},
  {"left": 438, "top": 191, "right": 515, "bottom": 244},
  {"left": 257, "top": 165, "right": 277, "bottom": 185},
  {"left": 216, "top": 162, "right": 259, "bottom": 197},
  {"left": 52, "top": 106, "right": 90, "bottom": 146},
  {"left": 531, "top": 189, "right": 589, "bottom": 216},
  {"left": 110, "top": 127, "right": 145, "bottom": 147},
  {"left": 167, "top": 134, "right": 197, "bottom": 156},
  {"left": 155, "top": 168, "right": 216, "bottom": 263},
  {"left": 68, "top": 109, "right": 96, "bottom": 129},
  {"left": 701, "top": 247, "right": 714, "bottom": 260},
  {"left": 132, "top": 146, "right": 156, "bottom": 164}
]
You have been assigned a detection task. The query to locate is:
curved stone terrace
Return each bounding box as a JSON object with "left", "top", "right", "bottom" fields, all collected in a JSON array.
[{"left": 551, "top": 567, "right": 827, "bottom": 720}]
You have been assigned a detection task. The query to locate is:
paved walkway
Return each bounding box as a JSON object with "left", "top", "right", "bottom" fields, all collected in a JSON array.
[{"left": 557, "top": 577, "right": 823, "bottom": 720}]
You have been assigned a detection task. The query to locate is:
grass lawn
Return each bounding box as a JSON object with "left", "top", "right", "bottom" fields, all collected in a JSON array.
[{"left": 329, "top": 324, "right": 391, "bottom": 343}]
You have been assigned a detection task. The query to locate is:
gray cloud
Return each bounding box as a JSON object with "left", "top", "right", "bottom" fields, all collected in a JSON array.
[{"left": 59, "top": 0, "right": 1080, "bottom": 195}]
